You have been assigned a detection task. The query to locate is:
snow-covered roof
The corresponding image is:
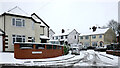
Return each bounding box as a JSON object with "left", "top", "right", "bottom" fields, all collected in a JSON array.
[
  {"left": 33, "top": 19, "right": 41, "bottom": 23},
  {"left": 40, "top": 22, "right": 46, "bottom": 27},
  {"left": 40, "top": 35, "right": 50, "bottom": 40},
  {"left": 31, "top": 13, "right": 50, "bottom": 28},
  {"left": 53, "top": 29, "right": 73, "bottom": 36},
  {"left": 1, "top": 6, "right": 31, "bottom": 17},
  {"left": 80, "top": 28, "right": 109, "bottom": 36}
]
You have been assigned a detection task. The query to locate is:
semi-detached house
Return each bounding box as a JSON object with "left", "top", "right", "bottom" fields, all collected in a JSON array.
[
  {"left": 0, "top": 6, "right": 49, "bottom": 52},
  {"left": 49, "top": 29, "right": 80, "bottom": 45},
  {"left": 79, "top": 28, "right": 116, "bottom": 47}
]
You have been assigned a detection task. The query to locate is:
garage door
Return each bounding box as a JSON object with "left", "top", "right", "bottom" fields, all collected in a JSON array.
[{"left": 0, "top": 36, "right": 3, "bottom": 52}]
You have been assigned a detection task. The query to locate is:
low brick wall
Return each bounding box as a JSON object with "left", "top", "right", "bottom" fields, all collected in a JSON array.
[
  {"left": 106, "top": 50, "right": 120, "bottom": 56},
  {"left": 14, "top": 43, "right": 64, "bottom": 59}
]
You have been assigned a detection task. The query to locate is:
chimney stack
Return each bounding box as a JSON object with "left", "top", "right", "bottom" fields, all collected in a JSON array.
[
  {"left": 92, "top": 26, "right": 97, "bottom": 32},
  {"left": 62, "top": 29, "right": 65, "bottom": 33}
]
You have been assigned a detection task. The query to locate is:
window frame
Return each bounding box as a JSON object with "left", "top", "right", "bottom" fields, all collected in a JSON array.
[
  {"left": 92, "top": 35, "right": 96, "bottom": 39},
  {"left": 80, "top": 36, "right": 83, "bottom": 39},
  {"left": 85, "top": 36, "right": 89, "bottom": 39},
  {"left": 61, "top": 36, "right": 63, "bottom": 39},
  {"left": 12, "top": 35, "right": 25, "bottom": 45},
  {"left": 56, "top": 36, "right": 58, "bottom": 40},
  {"left": 74, "top": 35, "right": 76, "bottom": 39},
  {"left": 99, "top": 35, "right": 102, "bottom": 38},
  {"left": 12, "top": 18, "right": 25, "bottom": 27}
]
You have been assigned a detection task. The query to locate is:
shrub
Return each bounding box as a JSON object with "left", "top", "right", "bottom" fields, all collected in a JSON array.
[{"left": 63, "top": 45, "right": 69, "bottom": 55}]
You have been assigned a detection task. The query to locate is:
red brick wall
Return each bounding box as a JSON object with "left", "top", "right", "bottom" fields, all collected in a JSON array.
[{"left": 14, "top": 44, "right": 63, "bottom": 59}]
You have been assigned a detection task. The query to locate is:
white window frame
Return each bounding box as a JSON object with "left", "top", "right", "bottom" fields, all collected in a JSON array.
[
  {"left": 99, "top": 35, "right": 102, "bottom": 38},
  {"left": 12, "top": 35, "right": 25, "bottom": 45},
  {"left": 12, "top": 18, "right": 25, "bottom": 27},
  {"left": 92, "top": 35, "right": 96, "bottom": 39},
  {"left": 85, "top": 36, "right": 89, "bottom": 39}
]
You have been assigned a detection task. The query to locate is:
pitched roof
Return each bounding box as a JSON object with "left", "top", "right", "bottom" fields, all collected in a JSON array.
[
  {"left": 0, "top": 6, "right": 49, "bottom": 25},
  {"left": 0, "top": 6, "right": 31, "bottom": 19},
  {"left": 80, "top": 28, "right": 109, "bottom": 36},
  {"left": 6, "top": 6, "right": 30, "bottom": 17},
  {"left": 49, "top": 29, "right": 55, "bottom": 34},
  {"left": 53, "top": 29, "right": 76, "bottom": 36},
  {"left": 31, "top": 13, "right": 50, "bottom": 28}
]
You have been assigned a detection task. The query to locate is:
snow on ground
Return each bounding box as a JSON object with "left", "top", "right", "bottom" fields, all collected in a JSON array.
[
  {"left": 0, "top": 50, "right": 119, "bottom": 67},
  {"left": 0, "top": 52, "right": 21, "bottom": 64},
  {"left": 74, "top": 50, "right": 119, "bottom": 66}
]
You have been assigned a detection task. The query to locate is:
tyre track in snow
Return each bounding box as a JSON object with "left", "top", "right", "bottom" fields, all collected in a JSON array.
[{"left": 23, "top": 51, "right": 116, "bottom": 67}]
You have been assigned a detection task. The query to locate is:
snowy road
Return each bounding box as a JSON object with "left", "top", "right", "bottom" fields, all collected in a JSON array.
[{"left": 0, "top": 50, "right": 119, "bottom": 67}]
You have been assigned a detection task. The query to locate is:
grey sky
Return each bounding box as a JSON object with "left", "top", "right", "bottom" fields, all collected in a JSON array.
[{"left": 0, "top": 0, "right": 118, "bottom": 34}]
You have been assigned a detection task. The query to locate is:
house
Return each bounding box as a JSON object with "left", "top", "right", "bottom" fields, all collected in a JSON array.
[
  {"left": 49, "top": 29, "right": 80, "bottom": 45},
  {"left": 31, "top": 13, "right": 50, "bottom": 43},
  {"left": 79, "top": 28, "right": 116, "bottom": 47},
  {"left": 49, "top": 29, "right": 55, "bottom": 40},
  {"left": 0, "top": 6, "right": 49, "bottom": 52},
  {"left": 0, "top": 29, "right": 4, "bottom": 52}
]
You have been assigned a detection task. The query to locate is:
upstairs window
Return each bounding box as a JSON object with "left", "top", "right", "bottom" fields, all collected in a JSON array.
[
  {"left": 75, "top": 35, "right": 76, "bottom": 39},
  {"left": 80, "top": 36, "right": 83, "bottom": 39},
  {"left": 12, "top": 18, "right": 25, "bottom": 27},
  {"left": 85, "top": 36, "right": 89, "bottom": 39},
  {"left": 61, "top": 36, "right": 63, "bottom": 39},
  {"left": 12, "top": 18, "right": 15, "bottom": 26},
  {"left": 99, "top": 35, "right": 102, "bottom": 38},
  {"left": 92, "top": 35, "right": 96, "bottom": 39}
]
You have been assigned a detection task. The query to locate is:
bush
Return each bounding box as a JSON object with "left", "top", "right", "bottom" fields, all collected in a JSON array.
[{"left": 63, "top": 45, "right": 69, "bottom": 55}]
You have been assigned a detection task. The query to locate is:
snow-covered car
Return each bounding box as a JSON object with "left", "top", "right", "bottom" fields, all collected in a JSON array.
[
  {"left": 82, "top": 45, "right": 87, "bottom": 50},
  {"left": 71, "top": 47, "right": 80, "bottom": 55},
  {"left": 70, "top": 44, "right": 82, "bottom": 50}
]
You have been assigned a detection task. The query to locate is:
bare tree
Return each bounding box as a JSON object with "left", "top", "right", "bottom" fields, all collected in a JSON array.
[
  {"left": 108, "top": 20, "right": 118, "bottom": 34},
  {"left": 117, "top": 23, "right": 120, "bottom": 43}
]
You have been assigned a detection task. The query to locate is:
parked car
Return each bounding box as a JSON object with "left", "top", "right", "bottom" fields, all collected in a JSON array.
[
  {"left": 82, "top": 45, "right": 87, "bottom": 50},
  {"left": 70, "top": 44, "right": 82, "bottom": 50},
  {"left": 71, "top": 47, "right": 80, "bottom": 55}
]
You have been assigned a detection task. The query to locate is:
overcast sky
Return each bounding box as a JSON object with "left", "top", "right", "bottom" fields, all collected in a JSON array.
[{"left": 0, "top": 0, "right": 119, "bottom": 34}]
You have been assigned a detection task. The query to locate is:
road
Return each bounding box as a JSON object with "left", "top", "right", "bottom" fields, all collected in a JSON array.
[
  {"left": 21, "top": 50, "right": 119, "bottom": 67},
  {"left": 0, "top": 50, "right": 119, "bottom": 68}
]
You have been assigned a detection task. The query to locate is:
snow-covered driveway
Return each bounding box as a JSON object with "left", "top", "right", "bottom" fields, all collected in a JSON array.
[{"left": 0, "top": 50, "right": 119, "bottom": 67}]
